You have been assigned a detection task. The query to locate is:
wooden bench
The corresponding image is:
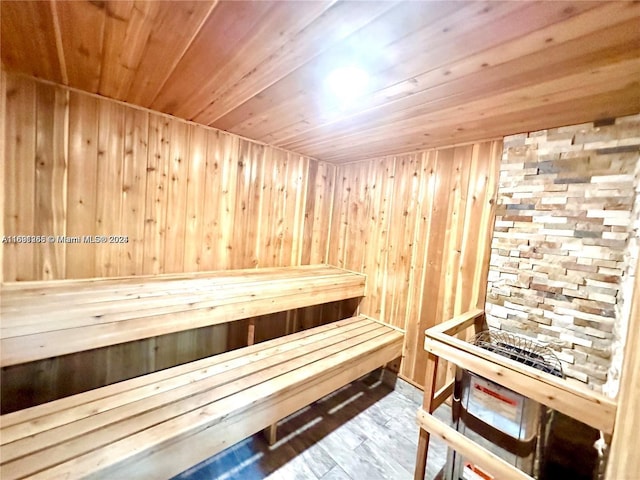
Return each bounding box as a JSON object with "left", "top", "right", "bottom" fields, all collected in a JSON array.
[{"left": 0, "top": 265, "right": 403, "bottom": 479}]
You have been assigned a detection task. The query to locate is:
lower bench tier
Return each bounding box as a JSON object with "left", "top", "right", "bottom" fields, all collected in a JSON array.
[{"left": 0, "top": 315, "right": 403, "bottom": 480}]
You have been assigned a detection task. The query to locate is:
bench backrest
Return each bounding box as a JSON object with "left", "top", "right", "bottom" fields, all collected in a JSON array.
[{"left": 0, "top": 265, "right": 366, "bottom": 367}]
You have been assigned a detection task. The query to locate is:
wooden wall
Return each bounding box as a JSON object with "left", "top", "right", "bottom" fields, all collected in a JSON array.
[
  {"left": 328, "top": 142, "right": 502, "bottom": 387},
  {"left": 1, "top": 71, "right": 334, "bottom": 281},
  {"left": 1, "top": 70, "right": 501, "bottom": 405},
  {"left": 606, "top": 254, "right": 640, "bottom": 479},
  {"left": 0, "top": 71, "right": 338, "bottom": 411}
]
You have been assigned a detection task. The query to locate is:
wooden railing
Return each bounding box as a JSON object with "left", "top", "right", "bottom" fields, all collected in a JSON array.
[{"left": 414, "top": 308, "right": 618, "bottom": 480}]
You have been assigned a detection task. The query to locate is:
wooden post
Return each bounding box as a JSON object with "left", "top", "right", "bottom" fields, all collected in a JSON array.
[
  {"left": 264, "top": 424, "right": 278, "bottom": 446},
  {"left": 253, "top": 317, "right": 277, "bottom": 446},
  {"left": 605, "top": 256, "right": 640, "bottom": 479},
  {"left": 473, "top": 311, "right": 488, "bottom": 335},
  {"left": 247, "top": 318, "right": 255, "bottom": 346},
  {"left": 414, "top": 351, "right": 440, "bottom": 480}
]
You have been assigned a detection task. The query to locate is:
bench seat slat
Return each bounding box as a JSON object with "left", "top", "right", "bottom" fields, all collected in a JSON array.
[
  {"left": 1, "top": 265, "right": 341, "bottom": 292},
  {"left": 1, "top": 270, "right": 357, "bottom": 318},
  {"left": 0, "top": 283, "right": 365, "bottom": 365},
  {"left": 0, "top": 317, "right": 365, "bottom": 430},
  {"left": 113, "top": 338, "right": 402, "bottom": 480},
  {"left": 1, "top": 317, "right": 375, "bottom": 448},
  {"left": 1, "top": 279, "right": 364, "bottom": 333},
  {"left": 0, "top": 265, "right": 366, "bottom": 366},
  {"left": 3, "top": 321, "right": 389, "bottom": 470},
  {"left": 1, "top": 318, "right": 403, "bottom": 480}
]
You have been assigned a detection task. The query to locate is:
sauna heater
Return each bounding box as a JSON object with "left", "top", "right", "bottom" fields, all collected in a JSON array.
[{"left": 445, "top": 331, "right": 563, "bottom": 480}]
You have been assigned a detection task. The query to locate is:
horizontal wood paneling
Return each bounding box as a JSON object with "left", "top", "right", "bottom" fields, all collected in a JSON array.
[
  {"left": 2, "top": 1, "right": 638, "bottom": 162},
  {"left": 328, "top": 141, "right": 502, "bottom": 387},
  {"left": 0, "top": 71, "right": 336, "bottom": 411}
]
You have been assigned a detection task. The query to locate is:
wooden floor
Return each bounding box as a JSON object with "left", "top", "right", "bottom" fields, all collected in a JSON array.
[{"left": 173, "top": 371, "right": 449, "bottom": 480}]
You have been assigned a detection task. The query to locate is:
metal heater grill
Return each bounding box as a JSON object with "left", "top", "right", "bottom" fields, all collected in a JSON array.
[
  {"left": 472, "top": 331, "right": 563, "bottom": 378},
  {"left": 446, "top": 331, "right": 563, "bottom": 480}
]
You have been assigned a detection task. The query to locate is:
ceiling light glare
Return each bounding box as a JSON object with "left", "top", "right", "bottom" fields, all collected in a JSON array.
[{"left": 325, "top": 66, "right": 370, "bottom": 105}]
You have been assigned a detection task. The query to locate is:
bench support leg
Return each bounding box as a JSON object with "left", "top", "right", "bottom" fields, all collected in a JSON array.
[
  {"left": 414, "top": 352, "right": 440, "bottom": 480},
  {"left": 264, "top": 423, "right": 278, "bottom": 446}
]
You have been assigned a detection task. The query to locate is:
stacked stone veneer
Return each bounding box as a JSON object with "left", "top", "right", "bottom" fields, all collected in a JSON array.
[{"left": 486, "top": 114, "right": 640, "bottom": 391}]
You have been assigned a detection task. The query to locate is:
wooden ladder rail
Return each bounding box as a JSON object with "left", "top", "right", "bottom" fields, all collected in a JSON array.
[
  {"left": 414, "top": 309, "right": 487, "bottom": 480},
  {"left": 413, "top": 308, "right": 617, "bottom": 480}
]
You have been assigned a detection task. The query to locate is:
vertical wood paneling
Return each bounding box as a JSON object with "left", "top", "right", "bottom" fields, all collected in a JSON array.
[
  {"left": 0, "top": 69, "right": 5, "bottom": 282},
  {"left": 361, "top": 158, "right": 394, "bottom": 319},
  {"left": 259, "top": 147, "right": 280, "bottom": 267},
  {"left": 183, "top": 124, "right": 207, "bottom": 271},
  {"left": 96, "top": 100, "right": 125, "bottom": 277},
  {"left": 34, "top": 82, "right": 68, "bottom": 280},
  {"left": 3, "top": 74, "right": 36, "bottom": 281},
  {"left": 163, "top": 119, "right": 189, "bottom": 273},
  {"left": 329, "top": 142, "right": 502, "bottom": 387},
  {"left": 143, "top": 114, "right": 170, "bottom": 274},
  {"left": 119, "top": 107, "right": 148, "bottom": 276},
  {"left": 285, "top": 152, "right": 307, "bottom": 266},
  {"left": 386, "top": 155, "right": 421, "bottom": 329},
  {"left": 66, "top": 90, "right": 98, "bottom": 278},
  {"left": 606, "top": 257, "right": 640, "bottom": 480},
  {"left": 301, "top": 160, "right": 335, "bottom": 265},
  {"left": 1, "top": 72, "right": 329, "bottom": 410},
  {"left": 199, "top": 130, "right": 239, "bottom": 271},
  {"left": 403, "top": 151, "right": 438, "bottom": 382}
]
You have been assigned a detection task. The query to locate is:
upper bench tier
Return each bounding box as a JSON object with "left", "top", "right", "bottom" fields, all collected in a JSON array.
[{"left": 0, "top": 265, "right": 366, "bottom": 367}]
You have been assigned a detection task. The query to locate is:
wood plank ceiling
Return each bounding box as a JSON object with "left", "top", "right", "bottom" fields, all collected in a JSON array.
[{"left": 2, "top": 1, "right": 639, "bottom": 163}]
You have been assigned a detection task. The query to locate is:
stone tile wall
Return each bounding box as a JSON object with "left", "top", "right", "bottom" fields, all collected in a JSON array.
[{"left": 486, "top": 114, "right": 640, "bottom": 391}]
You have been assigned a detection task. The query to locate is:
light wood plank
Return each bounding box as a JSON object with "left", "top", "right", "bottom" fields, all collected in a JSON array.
[
  {"left": 34, "top": 82, "right": 68, "bottom": 280},
  {"left": 125, "top": 1, "right": 217, "bottom": 106},
  {"left": 3, "top": 74, "right": 36, "bottom": 281},
  {"left": 108, "top": 336, "right": 402, "bottom": 480},
  {"left": 99, "top": 1, "right": 161, "bottom": 99},
  {"left": 142, "top": 114, "right": 169, "bottom": 274},
  {"left": 183, "top": 124, "right": 207, "bottom": 271},
  {"left": 66, "top": 90, "right": 99, "bottom": 278},
  {"left": 54, "top": 0, "right": 106, "bottom": 92},
  {"left": 2, "top": 319, "right": 382, "bottom": 456},
  {"left": 605, "top": 255, "right": 640, "bottom": 479},
  {"left": 9, "top": 326, "right": 402, "bottom": 479},
  {"left": 0, "top": 1, "right": 63, "bottom": 82},
  {"left": 119, "top": 107, "right": 148, "bottom": 276},
  {"left": 95, "top": 99, "right": 125, "bottom": 277},
  {"left": 0, "top": 69, "right": 5, "bottom": 283},
  {"left": 162, "top": 119, "right": 189, "bottom": 273},
  {"left": 0, "top": 266, "right": 366, "bottom": 366}
]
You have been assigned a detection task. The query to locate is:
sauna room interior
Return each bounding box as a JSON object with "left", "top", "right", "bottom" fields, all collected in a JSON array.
[{"left": 0, "top": 1, "right": 639, "bottom": 479}]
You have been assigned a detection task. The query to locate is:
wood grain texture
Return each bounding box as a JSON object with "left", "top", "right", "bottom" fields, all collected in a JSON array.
[
  {"left": 0, "top": 70, "right": 5, "bottom": 283},
  {"left": 606, "top": 254, "right": 640, "bottom": 479},
  {"left": 1, "top": 266, "right": 366, "bottom": 366},
  {"left": 0, "top": 316, "right": 402, "bottom": 480},
  {"left": 3, "top": 72, "right": 37, "bottom": 282},
  {"left": 2, "top": 1, "right": 638, "bottom": 163},
  {"left": 328, "top": 141, "right": 502, "bottom": 387},
  {"left": 1, "top": 73, "right": 328, "bottom": 280},
  {"left": 34, "top": 82, "right": 68, "bottom": 280},
  {"left": 0, "top": 73, "right": 336, "bottom": 411}
]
